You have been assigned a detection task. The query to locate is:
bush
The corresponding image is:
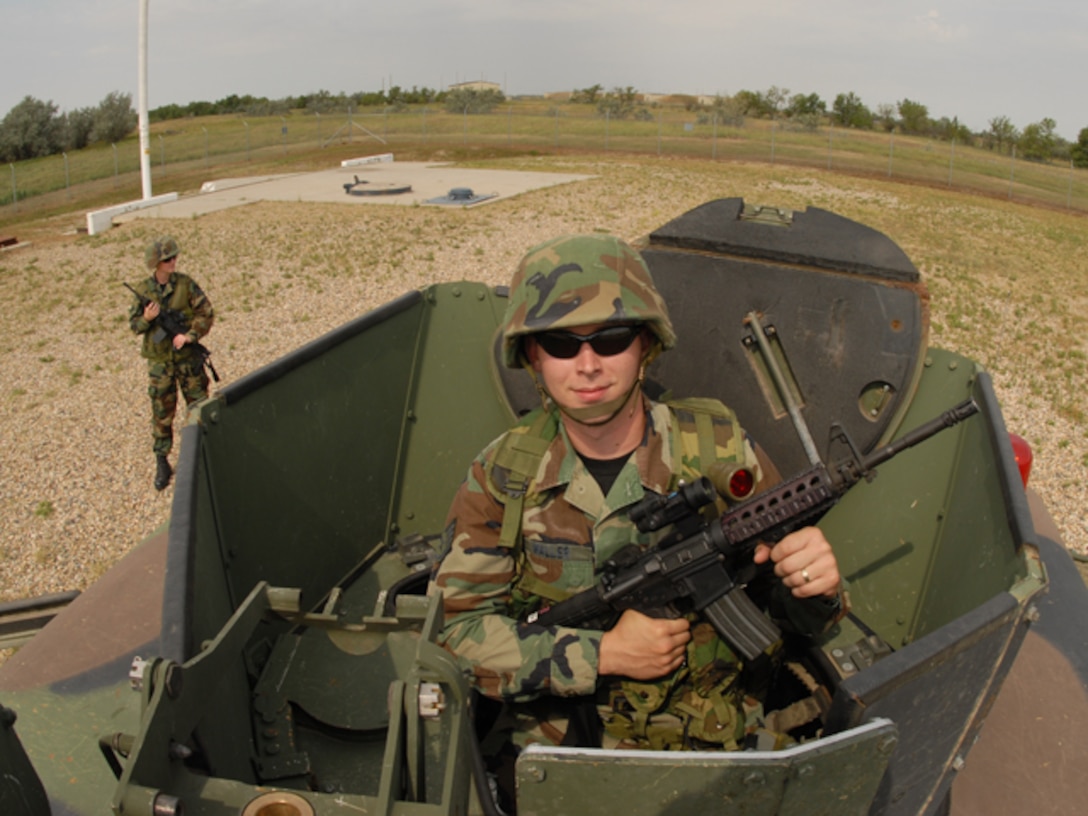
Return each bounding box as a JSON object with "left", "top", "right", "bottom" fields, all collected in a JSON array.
[
  {"left": 0, "top": 92, "right": 135, "bottom": 161},
  {"left": 700, "top": 95, "right": 745, "bottom": 128},
  {"left": 444, "top": 87, "right": 505, "bottom": 115},
  {"left": 90, "top": 92, "right": 137, "bottom": 144},
  {"left": 0, "top": 96, "right": 63, "bottom": 161},
  {"left": 64, "top": 107, "right": 96, "bottom": 150},
  {"left": 597, "top": 86, "right": 640, "bottom": 120}
]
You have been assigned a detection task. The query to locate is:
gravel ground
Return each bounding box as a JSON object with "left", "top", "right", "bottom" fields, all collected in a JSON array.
[{"left": 2, "top": 156, "right": 1085, "bottom": 616}]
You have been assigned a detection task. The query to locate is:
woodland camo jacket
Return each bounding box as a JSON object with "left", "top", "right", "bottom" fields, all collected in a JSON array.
[
  {"left": 127, "top": 272, "right": 214, "bottom": 363},
  {"left": 430, "top": 396, "right": 840, "bottom": 748}
]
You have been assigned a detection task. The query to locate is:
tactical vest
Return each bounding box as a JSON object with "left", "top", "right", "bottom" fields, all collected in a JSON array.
[
  {"left": 486, "top": 397, "right": 743, "bottom": 601},
  {"left": 134, "top": 273, "right": 202, "bottom": 363},
  {"left": 488, "top": 397, "right": 740, "bottom": 545},
  {"left": 485, "top": 397, "right": 786, "bottom": 750}
]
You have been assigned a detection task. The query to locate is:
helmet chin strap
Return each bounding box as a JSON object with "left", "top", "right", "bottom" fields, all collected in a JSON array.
[{"left": 531, "top": 359, "right": 648, "bottom": 427}]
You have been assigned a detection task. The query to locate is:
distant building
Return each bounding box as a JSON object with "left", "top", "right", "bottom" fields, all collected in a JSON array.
[{"left": 448, "top": 80, "right": 502, "bottom": 93}]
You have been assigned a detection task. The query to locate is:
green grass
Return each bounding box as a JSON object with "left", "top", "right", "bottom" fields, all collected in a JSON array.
[{"left": 3, "top": 103, "right": 1086, "bottom": 231}]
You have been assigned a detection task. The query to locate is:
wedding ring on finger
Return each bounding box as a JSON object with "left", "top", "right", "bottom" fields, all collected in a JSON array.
[{"left": 801, "top": 568, "right": 812, "bottom": 584}]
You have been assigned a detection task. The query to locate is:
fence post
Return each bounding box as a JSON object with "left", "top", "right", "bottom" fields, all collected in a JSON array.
[
  {"left": 203, "top": 127, "right": 209, "bottom": 168},
  {"left": 827, "top": 123, "right": 832, "bottom": 170},
  {"left": 554, "top": 107, "right": 559, "bottom": 149},
  {"left": 159, "top": 134, "right": 165, "bottom": 170},
  {"left": 1008, "top": 145, "right": 1016, "bottom": 199},
  {"left": 113, "top": 143, "right": 119, "bottom": 186},
  {"left": 508, "top": 104, "right": 512, "bottom": 148},
  {"left": 9, "top": 163, "right": 16, "bottom": 210},
  {"left": 63, "top": 152, "right": 71, "bottom": 198},
  {"left": 657, "top": 112, "right": 662, "bottom": 157},
  {"left": 1067, "top": 160, "right": 1073, "bottom": 210},
  {"left": 887, "top": 134, "right": 894, "bottom": 178},
  {"left": 948, "top": 139, "right": 955, "bottom": 186},
  {"left": 281, "top": 116, "right": 287, "bottom": 155},
  {"left": 770, "top": 122, "right": 776, "bottom": 163},
  {"left": 244, "top": 121, "right": 250, "bottom": 160},
  {"left": 712, "top": 113, "right": 718, "bottom": 160},
  {"left": 316, "top": 112, "right": 322, "bottom": 146},
  {"left": 605, "top": 110, "right": 610, "bottom": 151},
  {"left": 422, "top": 107, "right": 427, "bottom": 144}
]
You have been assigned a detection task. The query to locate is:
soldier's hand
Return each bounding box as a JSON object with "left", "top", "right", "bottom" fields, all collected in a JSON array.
[
  {"left": 172, "top": 334, "right": 190, "bottom": 350},
  {"left": 753, "top": 526, "right": 840, "bottom": 599},
  {"left": 143, "top": 301, "right": 160, "bottom": 321},
  {"left": 598, "top": 609, "right": 690, "bottom": 680}
]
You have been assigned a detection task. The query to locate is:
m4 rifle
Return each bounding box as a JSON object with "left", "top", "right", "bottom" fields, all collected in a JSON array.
[
  {"left": 124, "top": 283, "right": 219, "bottom": 382},
  {"left": 526, "top": 398, "right": 980, "bottom": 660}
]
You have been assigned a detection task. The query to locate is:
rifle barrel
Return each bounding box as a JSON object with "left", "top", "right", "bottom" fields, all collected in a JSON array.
[{"left": 860, "top": 398, "right": 979, "bottom": 471}]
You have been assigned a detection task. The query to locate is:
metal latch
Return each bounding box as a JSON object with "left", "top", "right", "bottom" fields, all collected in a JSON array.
[
  {"left": 419, "top": 682, "right": 446, "bottom": 718},
  {"left": 129, "top": 656, "right": 149, "bottom": 691},
  {"left": 739, "top": 203, "right": 793, "bottom": 226}
]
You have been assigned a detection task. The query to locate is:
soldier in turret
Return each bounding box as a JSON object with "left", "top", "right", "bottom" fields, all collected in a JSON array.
[
  {"left": 430, "top": 235, "right": 845, "bottom": 808},
  {"left": 127, "top": 236, "right": 215, "bottom": 491}
]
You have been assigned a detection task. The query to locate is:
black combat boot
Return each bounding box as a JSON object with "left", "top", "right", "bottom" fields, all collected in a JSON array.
[{"left": 154, "top": 455, "right": 173, "bottom": 491}]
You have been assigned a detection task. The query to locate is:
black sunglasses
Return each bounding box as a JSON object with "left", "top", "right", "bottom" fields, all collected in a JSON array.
[{"left": 535, "top": 325, "right": 643, "bottom": 359}]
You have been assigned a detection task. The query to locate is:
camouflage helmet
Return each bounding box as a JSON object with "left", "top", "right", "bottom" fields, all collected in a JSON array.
[
  {"left": 144, "top": 236, "right": 180, "bottom": 270},
  {"left": 501, "top": 234, "right": 676, "bottom": 368}
]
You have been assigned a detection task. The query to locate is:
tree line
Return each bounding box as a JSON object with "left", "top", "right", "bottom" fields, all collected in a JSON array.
[
  {"left": 0, "top": 85, "right": 497, "bottom": 163},
  {"left": 572, "top": 84, "right": 1088, "bottom": 167},
  {"left": 0, "top": 92, "right": 137, "bottom": 162},
  {"left": 4, "top": 83, "right": 1087, "bottom": 168}
]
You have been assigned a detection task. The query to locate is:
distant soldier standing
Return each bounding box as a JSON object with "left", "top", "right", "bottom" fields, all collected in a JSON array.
[{"left": 127, "top": 236, "right": 215, "bottom": 491}]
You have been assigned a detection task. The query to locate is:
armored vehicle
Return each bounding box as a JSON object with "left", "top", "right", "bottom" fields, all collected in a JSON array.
[{"left": 2, "top": 198, "right": 1085, "bottom": 816}]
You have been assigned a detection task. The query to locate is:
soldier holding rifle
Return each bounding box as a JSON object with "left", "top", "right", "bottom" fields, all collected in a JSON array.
[
  {"left": 430, "top": 235, "right": 844, "bottom": 808},
  {"left": 126, "top": 236, "right": 215, "bottom": 491}
]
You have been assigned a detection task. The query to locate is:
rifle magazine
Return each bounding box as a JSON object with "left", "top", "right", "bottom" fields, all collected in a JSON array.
[{"left": 703, "top": 590, "right": 781, "bottom": 661}]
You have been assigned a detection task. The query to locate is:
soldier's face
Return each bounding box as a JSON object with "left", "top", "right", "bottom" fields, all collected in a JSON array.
[
  {"left": 155, "top": 255, "right": 178, "bottom": 280},
  {"left": 527, "top": 323, "right": 647, "bottom": 420}
]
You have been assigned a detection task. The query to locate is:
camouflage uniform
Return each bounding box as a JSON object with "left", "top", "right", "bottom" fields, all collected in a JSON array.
[
  {"left": 128, "top": 238, "right": 214, "bottom": 458},
  {"left": 432, "top": 396, "right": 838, "bottom": 751},
  {"left": 430, "top": 234, "right": 840, "bottom": 756}
]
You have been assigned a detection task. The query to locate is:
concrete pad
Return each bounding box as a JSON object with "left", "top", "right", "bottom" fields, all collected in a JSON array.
[{"left": 111, "top": 160, "right": 593, "bottom": 225}]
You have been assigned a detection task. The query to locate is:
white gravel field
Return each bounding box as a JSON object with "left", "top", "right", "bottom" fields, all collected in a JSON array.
[{"left": 1, "top": 155, "right": 1084, "bottom": 614}]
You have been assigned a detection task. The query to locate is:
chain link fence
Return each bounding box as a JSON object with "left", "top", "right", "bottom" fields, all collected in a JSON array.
[{"left": 4, "top": 106, "right": 1087, "bottom": 215}]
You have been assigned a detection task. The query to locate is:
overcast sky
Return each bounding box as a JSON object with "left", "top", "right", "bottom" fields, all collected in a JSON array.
[{"left": 3, "top": 1, "right": 1085, "bottom": 140}]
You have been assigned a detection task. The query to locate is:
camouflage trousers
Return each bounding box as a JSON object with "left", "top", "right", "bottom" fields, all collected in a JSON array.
[
  {"left": 482, "top": 622, "right": 797, "bottom": 755},
  {"left": 147, "top": 358, "right": 208, "bottom": 456},
  {"left": 481, "top": 689, "right": 792, "bottom": 755}
]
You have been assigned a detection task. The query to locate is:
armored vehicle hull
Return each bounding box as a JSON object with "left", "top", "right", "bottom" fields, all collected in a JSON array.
[{"left": 2, "top": 199, "right": 1083, "bottom": 816}]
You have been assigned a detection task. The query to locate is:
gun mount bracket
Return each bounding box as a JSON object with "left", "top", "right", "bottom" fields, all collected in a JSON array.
[
  {"left": 829, "top": 635, "right": 894, "bottom": 678},
  {"left": 742, "top": 311, "right": 821, "bottom": 466}
]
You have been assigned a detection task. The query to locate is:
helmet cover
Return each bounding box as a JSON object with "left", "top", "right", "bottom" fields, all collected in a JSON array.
[
  {"left": 144, "top": 236, "right": 180, "bottom": 270},
  {"left": 501, "top": 234, "right": 676, "bottom": 368}
]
